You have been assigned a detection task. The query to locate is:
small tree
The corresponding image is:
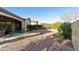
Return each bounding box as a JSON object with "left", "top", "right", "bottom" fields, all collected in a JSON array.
[{"left": 58, "top": 22, "right": 72, "bottom": 40}]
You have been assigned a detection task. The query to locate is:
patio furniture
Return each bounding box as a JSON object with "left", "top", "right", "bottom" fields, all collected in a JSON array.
[
  {"left": 0, "top": 30, "right": 5, "bottom": 37},
  {"left": 5, "top": 32, "right": 13, "bottom": 38}
]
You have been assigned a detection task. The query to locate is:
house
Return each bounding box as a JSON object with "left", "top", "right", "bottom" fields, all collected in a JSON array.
[
  {"left": 31, "top": 20, "right": 38, "bottom": 25},
  {"left": 0, "top": 7, "right": 31, "bottom": 36}
]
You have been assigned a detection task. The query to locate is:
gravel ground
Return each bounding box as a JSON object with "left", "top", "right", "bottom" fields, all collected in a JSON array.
[
  {"left": 22, "top": 33, "right": 74, "bottom": 51},
  {"left": 0, "top": 29, "right": 74, "bottom": 51}
]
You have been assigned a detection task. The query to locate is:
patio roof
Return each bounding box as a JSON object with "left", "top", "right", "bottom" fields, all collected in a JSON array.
[
  {"left": 0, "top": 7, "right": 25, "bottom": 22},
  {"left": 0, "top": 15, "right": 21, "bottom": 22}
]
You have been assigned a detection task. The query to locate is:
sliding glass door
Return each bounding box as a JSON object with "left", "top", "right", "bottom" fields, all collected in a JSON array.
[
  {"left": 15, "top": 22, "right": 21, "bottom": 32},
  {"left": 0, "top": 22, "right": 5, "bottom": 31}
]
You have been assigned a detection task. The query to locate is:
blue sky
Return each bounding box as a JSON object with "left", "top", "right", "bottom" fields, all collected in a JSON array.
[{"left": 4, "top": 7, "right": 79, "bottom": 23}]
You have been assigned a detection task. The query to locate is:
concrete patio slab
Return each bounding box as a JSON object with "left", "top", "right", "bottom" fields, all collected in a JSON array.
[{"left": 0, "top": 32, "right": 41, "bottom": 42}]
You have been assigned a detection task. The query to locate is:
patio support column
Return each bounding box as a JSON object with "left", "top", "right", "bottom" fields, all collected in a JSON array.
[
  {"left": 24, "top": 20, "right": 27, "bottom": 32},
  {"left": 12, "top": 22, "right": 15, "bottom": 32},
  {"left": 5, "top": 22, "right": 7, "bottom": 30},
  {"left": 22, "top": 21, "right": 26, "bottom": 32}
]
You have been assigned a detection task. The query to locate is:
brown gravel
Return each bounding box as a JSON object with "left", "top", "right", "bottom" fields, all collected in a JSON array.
[{"left": 0, "top": 31, "right": 74, "bottom": 51}]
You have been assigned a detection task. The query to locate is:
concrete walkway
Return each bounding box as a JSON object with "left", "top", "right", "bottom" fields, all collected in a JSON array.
[{"left": 0, "top": 32, "right": 40, "bottom": 42}]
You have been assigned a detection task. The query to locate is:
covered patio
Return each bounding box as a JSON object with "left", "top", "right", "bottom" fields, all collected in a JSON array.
[
  {"left": 0, "top": 15, "right": 22, "bottom": 37},
  {"left": 0, "top": 7, "right": 31, "bottom": 42}
]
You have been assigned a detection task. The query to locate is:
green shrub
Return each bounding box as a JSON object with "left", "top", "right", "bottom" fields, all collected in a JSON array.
[
  {"left": 27, "top": 25, "right": 46, "bottom": 31},
  {"left": 58, "top": 22, "right": 72, "bottom": 40}
]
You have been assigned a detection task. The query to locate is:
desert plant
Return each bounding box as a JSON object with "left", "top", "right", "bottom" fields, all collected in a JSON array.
[{"left": 58, "top": 22, "right": 72, "bottom": 40}]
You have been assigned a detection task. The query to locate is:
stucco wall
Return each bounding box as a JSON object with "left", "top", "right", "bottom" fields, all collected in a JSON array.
[
  {"left": 72, "top": 20, "right": 79, "bottom": 50},
  {"left": 21, "top": 19, "right": 31, "bottom": 32}
]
